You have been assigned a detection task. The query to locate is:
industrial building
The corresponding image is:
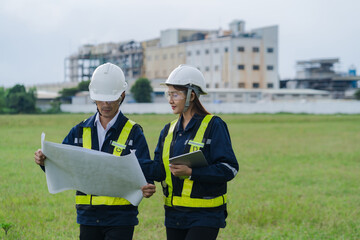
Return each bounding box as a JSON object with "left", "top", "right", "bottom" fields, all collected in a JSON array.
[
  {"left": 64, "top": 20, "right": 279, "bottom": 91},
  {"left": 64, "top": 41, "right": 143, "bottom": 82},
  {"left": 144, "top": 20, "right": 278, "bottom": 89},
  {"left": 280, "top": 58, "right": 360, "bottom": 98}
]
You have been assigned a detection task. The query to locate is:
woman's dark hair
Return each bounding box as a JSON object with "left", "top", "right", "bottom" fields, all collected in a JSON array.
[{"left": 172, "top": 85, "right": 211, "bottom": 116}]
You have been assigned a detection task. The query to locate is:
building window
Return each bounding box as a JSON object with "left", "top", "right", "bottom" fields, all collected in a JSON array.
[
  {"left": 196, "top": 50, "right": 201, "bottom": 55},
  {"left": 215, "top": 83, "right": 219, "bottom": 88},
  {"left": 238, "top": 82, "right": 245, "bottom": 88},
  {"left": 206, "top": 84, "right": 210, "bottom": 88},
  {"left": 225, "top": 47, "right": 228, "bottom": 52},
  {"left": 205, "top": 49, "right": 209, "bottom": 54},
  {"left": 237, "top": 46, "right": 245, "bottom": 52},
  {"left": 205, "top": 66, "right": 210, "bottom": 71},
  {"left": 253, "top": 65, "right": 260, "bottom": 70},
  {"left": 238, "top": 65, "right": 245, "bottom": 70},
  {"left": 252, "top": 47, "right": 259, "bottom": 52},
  {"left": 214, "top": 48, "right": 219, "bottom": 53},
  {"left": 267, "top": 83, "right": 274, "bottom": 88},
  {"left": 267, "top": 65, "right": 274, "bottom": 70},
  {"left": 267, "top": 47, "right": 274, "bottom": 53},
  {"left": 187, "top": 51, "right": 192, "bottom": 56},
  {"left": 215, "top": 65, "right": 219, "bottom": 71},
  {"left": 197, "top": 66, "right": 201, "bottom": 71},
  {"left": 235, "top": 94, "right": 243, "bottom": 98},
  {"left": 253, "top": 83, "right": 260, "bottom": 88}
]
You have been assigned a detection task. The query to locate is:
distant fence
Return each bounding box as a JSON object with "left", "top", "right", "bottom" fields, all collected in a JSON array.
[{"left": 61, "top": 100, "right": 360, "bottom": 114}]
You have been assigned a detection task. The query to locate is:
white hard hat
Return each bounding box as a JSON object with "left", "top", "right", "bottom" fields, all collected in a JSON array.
[
  {"left": 89, "top": 63, "right": 128, "bottom": 101},
  {"left": 164, "top": 64, "right": 207, "bottom": 94}
]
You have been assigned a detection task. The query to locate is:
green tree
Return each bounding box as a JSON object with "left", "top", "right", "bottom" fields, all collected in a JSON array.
[
  {"left": 5, "top": 84, "right": 37, "bottom": 113},
  {"left": 78, "top": 80, "right": 91, "bottom": 91},
  {"left": 59, "top": 87, "right": 78, "bottom": 98},
  {"left": 130, "top": 77, "right": 153, "bottom": 103},
  {"left": 46, "top": 99, "right": 62, "bottom": 113},
  {"left": 0, "top": 87, "right": 5, "bottom": 113},
  {"left": 59, "top": 80, "right": 90, "bottom": 100},
  {"left": 355, "top": 89, "right": 360, "bottom": 100}
]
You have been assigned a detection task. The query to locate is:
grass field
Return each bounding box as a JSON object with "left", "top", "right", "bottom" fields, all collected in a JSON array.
[{"left": 0, "top": 113, "right": 360, "bottom": 239}]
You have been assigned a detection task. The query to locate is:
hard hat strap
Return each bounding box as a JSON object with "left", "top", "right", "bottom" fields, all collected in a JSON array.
[{"left": 183, "top": 88, "right": 192, "bottom": 113}]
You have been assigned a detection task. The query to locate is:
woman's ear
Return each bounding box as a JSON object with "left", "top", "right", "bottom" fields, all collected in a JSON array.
[{"left": 190, "top": 91, "right": 196, "bottom": 101}]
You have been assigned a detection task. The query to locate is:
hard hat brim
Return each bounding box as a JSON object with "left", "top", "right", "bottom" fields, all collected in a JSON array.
[{"left": 90, "top": 92, "right": 122, "bottom": 102}]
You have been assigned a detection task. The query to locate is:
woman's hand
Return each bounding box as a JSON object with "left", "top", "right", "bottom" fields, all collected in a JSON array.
[
  {"left": 34, "top": 149, "right": 46, "bottom": 166},
  {"left": 141, "top": 183, "right": 156, "bottom": 198},
  {"left": 169, "top": 164, "right": 192, "bottom": 177}
]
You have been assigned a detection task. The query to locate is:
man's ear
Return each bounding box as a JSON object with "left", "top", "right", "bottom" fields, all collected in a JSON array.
[{"left": 119, "top": 92, "right": 126, "bottom": 105}]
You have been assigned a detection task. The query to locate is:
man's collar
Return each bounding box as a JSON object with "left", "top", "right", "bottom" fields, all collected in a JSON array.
[{"left": 94, "top": 110, "right": 122, "bottom": 129}]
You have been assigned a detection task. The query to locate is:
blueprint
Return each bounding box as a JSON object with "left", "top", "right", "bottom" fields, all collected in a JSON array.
[{"left": 41, "top": 133, "right": 147, "bottom": 206}]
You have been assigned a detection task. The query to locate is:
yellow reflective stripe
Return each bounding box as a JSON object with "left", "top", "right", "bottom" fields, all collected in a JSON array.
[
  {"left": 76, "top": 195, "right": 131, "bottom": 205},
  {"left": 163, "top": 119, "right": 178, "bottom": 206},
  {"left": 112, "top": 120, "right": 135, "bottom": 156},
  {"left": 180, "top": 115, "right": 213, "bottom": 204},
  {"left": 181, "top": 178, "right": 193, "bottom": 197},
  {"left": 189, "top": 115, "right": 213, "bottom": 153},
  {"left": 92, "top": 196, "right": 131, "bottom": 205},
  {"left": 173, "top": 194, "right": 227, "bottom": 208},
  {"left": 83, "top": 127, "right": 92, "bottom": 149},
  {"left": 76, "top": 195, "right": 91, "bottom": 205}
]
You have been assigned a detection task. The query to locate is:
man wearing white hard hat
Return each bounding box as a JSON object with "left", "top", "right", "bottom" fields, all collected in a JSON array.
[{"left": 34, "top": 63, "right": 156, "bottom": 240}]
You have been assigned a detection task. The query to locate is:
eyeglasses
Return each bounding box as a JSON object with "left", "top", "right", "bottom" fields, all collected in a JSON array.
[{"left": 165, "top": 90, "right": 186, "bottom": 101}]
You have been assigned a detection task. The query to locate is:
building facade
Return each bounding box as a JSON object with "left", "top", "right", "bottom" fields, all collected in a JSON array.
[
  {"left": 64, "top": 20, "right": 279, "bottom": 93},
  {"left": 64, "top": 41, "right": 143, "bottom": 82},
  {"left": 143, "top": 20, "right": 279, "bottom": 90}
]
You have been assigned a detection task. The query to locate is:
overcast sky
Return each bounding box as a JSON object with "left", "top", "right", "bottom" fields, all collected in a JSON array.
[{"left": 0, "top": 0, "right": 359, "bottom": 88}]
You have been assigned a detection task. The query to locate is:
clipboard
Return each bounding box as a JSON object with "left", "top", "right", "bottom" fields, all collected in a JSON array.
[{"left": 169, "top": 150, "right": 208, "bottom": 168}]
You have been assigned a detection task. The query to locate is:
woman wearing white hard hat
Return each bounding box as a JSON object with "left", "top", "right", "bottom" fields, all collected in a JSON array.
[
  {"left": 34, "top": 63, "right": 155, "bottom": 240},
  {"left": 150, "top": 65, "right": 239, "bottom": 240}
]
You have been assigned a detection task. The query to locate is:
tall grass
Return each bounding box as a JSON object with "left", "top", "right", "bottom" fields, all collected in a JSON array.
[{"left": 0, "top": 114, "right": 359, "bottom": 239}]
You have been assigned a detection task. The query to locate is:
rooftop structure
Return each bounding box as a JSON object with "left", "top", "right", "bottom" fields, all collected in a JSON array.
[{"left": 281, "top": 58, "right": 360, "bottom": 98}]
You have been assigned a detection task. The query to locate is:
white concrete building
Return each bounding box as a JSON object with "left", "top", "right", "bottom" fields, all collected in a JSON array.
[{"left": 143, "top": 20, "right": 279, "bottom": 90}]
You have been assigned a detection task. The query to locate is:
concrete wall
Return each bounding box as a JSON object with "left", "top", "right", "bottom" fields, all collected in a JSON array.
[{"left": 61, "top": 100, "right": 360, "bottom": 114}]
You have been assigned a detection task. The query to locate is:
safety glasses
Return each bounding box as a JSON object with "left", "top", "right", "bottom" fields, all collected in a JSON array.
[{"left": 165, "top": 90, "right": 186, "bottom": 101}]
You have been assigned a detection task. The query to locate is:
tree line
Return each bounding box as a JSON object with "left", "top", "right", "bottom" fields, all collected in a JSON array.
[{"left": 0, "top": 78, "right": 153, "bottom": 114}]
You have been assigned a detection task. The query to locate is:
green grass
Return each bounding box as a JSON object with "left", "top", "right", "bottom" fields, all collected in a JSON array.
[{"left": 0, "top": 114, "right": 360, "bottom": 239}]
